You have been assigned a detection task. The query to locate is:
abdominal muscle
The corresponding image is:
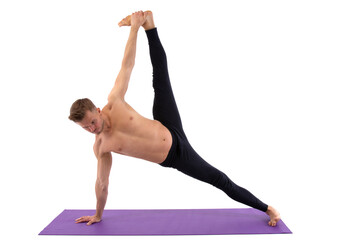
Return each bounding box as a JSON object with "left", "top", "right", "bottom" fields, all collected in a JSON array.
[{"left": 111, "top": 119, "right": 172, "bottom": 163}]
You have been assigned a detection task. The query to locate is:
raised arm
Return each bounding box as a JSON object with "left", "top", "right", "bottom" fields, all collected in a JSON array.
[
  {"left": 108, "top": 11, "right": 147, "bottom": 102},
  {"left": 75, "top": 151, "right": 112, "bottom": 225}
]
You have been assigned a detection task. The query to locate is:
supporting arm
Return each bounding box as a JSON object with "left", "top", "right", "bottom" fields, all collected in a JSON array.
[
  {"left": 94, "top": 152, "right": 112, "bottom": 219},
  {"left": 75, "top": 152, "right": 112, "bottom": 225}
]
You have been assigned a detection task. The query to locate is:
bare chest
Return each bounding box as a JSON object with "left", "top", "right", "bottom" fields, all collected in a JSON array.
[
  {"left": 97, "top": 118, "right": 137, "bottom": 155},
  {"left": 95, "top": 100, "right": 172, "bottom": 162}
]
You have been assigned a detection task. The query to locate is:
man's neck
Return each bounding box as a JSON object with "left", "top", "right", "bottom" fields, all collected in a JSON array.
[{"left": 98, "top": 113, "right": 111, "bottom": 135}]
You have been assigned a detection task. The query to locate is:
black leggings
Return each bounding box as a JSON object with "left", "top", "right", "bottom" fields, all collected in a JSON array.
[{"left": 146, "top": 28, "right": 268, "bottom": 212}]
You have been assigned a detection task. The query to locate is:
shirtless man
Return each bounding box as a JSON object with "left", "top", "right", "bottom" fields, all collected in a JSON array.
[{"left": 69, "top": 11, "right": 281, "bottom": 227}]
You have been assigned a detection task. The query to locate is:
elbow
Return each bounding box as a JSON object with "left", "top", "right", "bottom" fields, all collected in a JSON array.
[
  {"left": 100, "top": 185, "right": 108, "bottom": 193},
  {"left": 96, "top": 179, "right": 109, "bottom": 192},
  {"left": 121, "top": 60, "right": 135, "bottom": 70}
]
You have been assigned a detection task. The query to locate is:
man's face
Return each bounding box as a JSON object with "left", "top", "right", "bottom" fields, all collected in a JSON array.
[{"left": 77, "top": 109, "right": 104, "bottom": 134}]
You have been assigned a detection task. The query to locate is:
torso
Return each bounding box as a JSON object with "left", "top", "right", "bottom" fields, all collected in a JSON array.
[{"left": 94, "top": 98, "right": 172, "bottom": 164}]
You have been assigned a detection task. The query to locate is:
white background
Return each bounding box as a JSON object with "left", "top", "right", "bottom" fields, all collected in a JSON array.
[{"left": 1, "top": 0, "right": 359, "bottom": 239}]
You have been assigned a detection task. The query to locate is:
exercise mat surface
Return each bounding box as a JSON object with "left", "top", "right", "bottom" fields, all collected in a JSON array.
[{"left": 39, "top": 208, "right": 292, "bottom": 235}]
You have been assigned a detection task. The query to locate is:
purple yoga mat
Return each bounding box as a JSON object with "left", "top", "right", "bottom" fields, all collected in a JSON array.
[{"left": 39, "top": 208, "right": 291, "bottom": 235}]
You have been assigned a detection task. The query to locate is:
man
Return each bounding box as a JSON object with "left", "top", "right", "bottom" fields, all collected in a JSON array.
[{"left": 69, "top": 11, "right": 280, "bottom": 227}]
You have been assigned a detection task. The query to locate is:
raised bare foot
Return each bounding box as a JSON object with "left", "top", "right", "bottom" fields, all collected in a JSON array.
[
  {"left": 266, "top": 206, "right": 281, "bottom": 227},
  {"left": 142, "top": 11, "right": 155, "bottom": 30},
  {"left": 118, "top": 14, "right": 131, "bottom": 27},
  {"left": 118, "top": 10, "right": 154, "bottom": 29}
]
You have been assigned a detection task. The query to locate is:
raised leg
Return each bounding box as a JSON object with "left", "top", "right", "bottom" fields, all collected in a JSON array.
[
  {"left": 118, "top": 11, "right": 185, "bottom": 136},
  {"left": 146, "top": 27, "right": 186, "bottom": 137}
]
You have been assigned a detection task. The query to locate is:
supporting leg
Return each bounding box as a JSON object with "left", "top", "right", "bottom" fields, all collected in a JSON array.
[{"left": 174, "top": 145, "right": 269, "bottom": 212}]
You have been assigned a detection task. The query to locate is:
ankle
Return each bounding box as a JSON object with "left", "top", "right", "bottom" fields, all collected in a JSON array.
[
  {"left": 266, "top": 206, "right": 273, "bottom": 213},
  {"left": 144, "top": 27, "right": 156, "bottom": 32},
  {"left": 142, "top": 11, "right": 155, "bottom": 30},
  {"left": 143, "top": 24, "right": 155, "bottom": 31}
]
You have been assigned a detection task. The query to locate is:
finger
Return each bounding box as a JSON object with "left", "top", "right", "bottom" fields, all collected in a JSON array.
[
  {"left": 75, "top": 216, "right": 89, "bottom": 223},
  {"left": 75, "top": 218, "right": 84, "bottom": 223},
  {"left": 87, "top": 220, "right": 94, "bottom": 226}
]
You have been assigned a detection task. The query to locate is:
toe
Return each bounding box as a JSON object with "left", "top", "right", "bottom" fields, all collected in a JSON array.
[{"left": 268, "top": 220, "right": 276, "bottom": 227}]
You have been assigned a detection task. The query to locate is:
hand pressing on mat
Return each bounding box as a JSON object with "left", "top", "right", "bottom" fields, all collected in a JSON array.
[{"left": 75, "top": 215, "right": 101, "bottom": 225}]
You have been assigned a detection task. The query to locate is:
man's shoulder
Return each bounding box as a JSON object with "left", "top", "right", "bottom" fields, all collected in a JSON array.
[
  {"left": 93, "top": 137, "right": 102, "bottom": 158},
  {"left": 104, "top": 98, "right": 130, "bottom": 112},
  {"left": 107, "top": 94, "right": 126, "bottom": 107},
  {"left": 93, "top": 137, "right": 112, "bottom": 160}
]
